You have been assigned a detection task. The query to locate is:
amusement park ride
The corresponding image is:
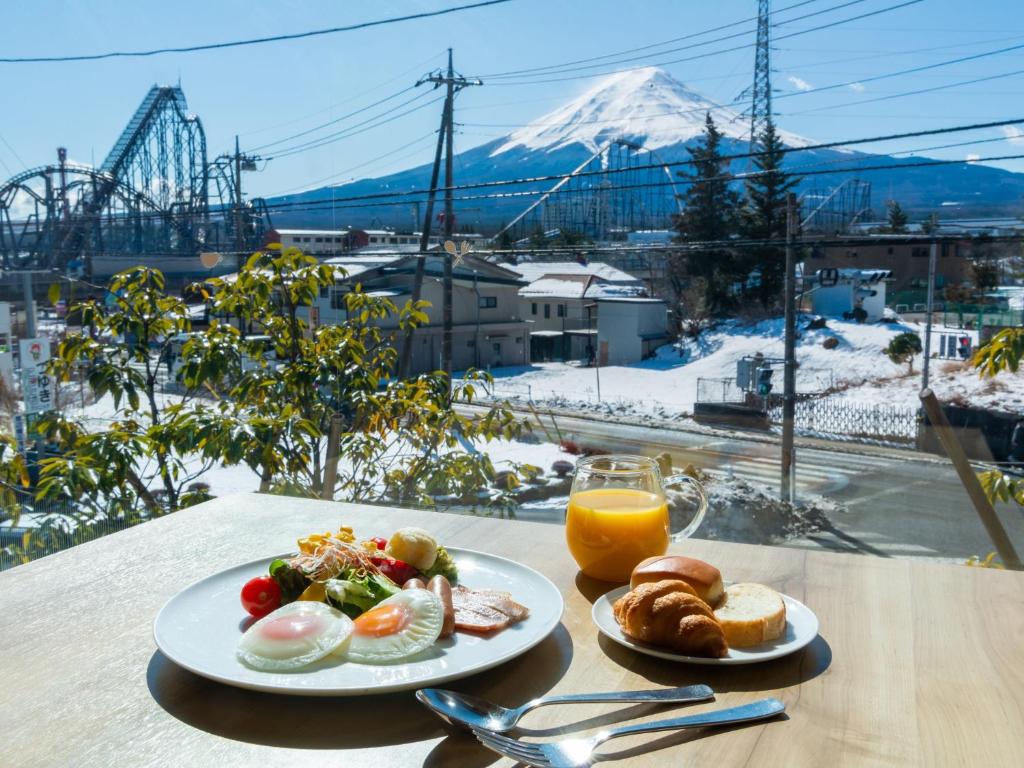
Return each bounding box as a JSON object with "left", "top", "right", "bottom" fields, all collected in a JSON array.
[{"left": 0, "top": 85, "right": 268, "bottom": 277}]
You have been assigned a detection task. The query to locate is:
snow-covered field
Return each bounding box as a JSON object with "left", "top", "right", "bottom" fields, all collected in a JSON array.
[{"left": 479, "top": 316, "right": 1023, "bottom": 417}]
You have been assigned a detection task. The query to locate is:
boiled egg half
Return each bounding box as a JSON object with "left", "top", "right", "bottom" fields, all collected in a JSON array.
[
  {"left": 345, "top": 588, "right": 443, "bottom": 663},
  {"left": 237, "top": 600, "right": 353, "bottom": 671}
]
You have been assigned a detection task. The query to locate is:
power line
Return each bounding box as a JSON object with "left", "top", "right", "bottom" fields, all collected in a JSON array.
[
  {"left": 0, "top": 1, "right": 514, "bottom": 63},
  {"left": 258, "top": 117, "right": 1024, "bottom": 211},
  {"left": 483, "top": 0, "right": 860, "bottom": 80},
  {"left": 267, "top": 132, "right": 439, "bottom": 197},
  {"left": 239, "top": 51, "right": 446, "bottom": 140},
  {"left": 265, "top": 93, "right": 443, "bottom": 160},
  {"left": 485, "top": 0, "right": 923, "bottom": 86},
  {"left": 787, "top": 67, "right": 1024, "bottom": 115},
  {"left": 249, "top": 151, "right": 1024, "bottom": 218},
  {"left": 248, "top": 85, "right": 418, "bottom": 152}
]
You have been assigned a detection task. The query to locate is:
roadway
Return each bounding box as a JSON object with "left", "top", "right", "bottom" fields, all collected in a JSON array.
[{"left": 465, "top": 405, "right": 1024, "bottom": 564}]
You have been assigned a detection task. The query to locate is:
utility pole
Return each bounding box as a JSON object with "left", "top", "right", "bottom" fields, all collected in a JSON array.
[
  {"left": 397, "top": 48, "right": 481, "bottom": 380},
  {"left": 234, "top": 135, "right": 243, "bottom": 257},
  {"left": 230, "top": 136, "right": 261, "bottom": 259},
  {"left": 781, "top": 192, "right": 798, "bottom": 503},
  {"left": 922, "top": 240, "right": 938, "bottom": 389}
]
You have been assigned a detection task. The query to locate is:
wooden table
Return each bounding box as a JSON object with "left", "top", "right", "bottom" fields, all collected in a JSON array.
[{"left": 2, "top": 493, "right": 1023, "bottom": 767}]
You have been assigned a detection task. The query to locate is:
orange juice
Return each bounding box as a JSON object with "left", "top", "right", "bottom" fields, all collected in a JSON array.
[{"left": 566, "top": 487, "right": 669, "bottom": 582}]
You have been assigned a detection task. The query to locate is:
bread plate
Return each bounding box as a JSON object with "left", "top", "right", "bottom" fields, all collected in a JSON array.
[
  {"left": 592, "top": 585, "right": 819, "bottom": 665},
  {"left": 154, "top": 547, "right": 564, "bottom": 695}
]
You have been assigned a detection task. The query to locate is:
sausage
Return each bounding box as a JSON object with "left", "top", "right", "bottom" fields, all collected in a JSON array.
[
  {"left": 428, "top": 575, "right": 455, "bottom": 638},
  {"left": 402, "top": 578, "right": 426, "bottom": 590}
]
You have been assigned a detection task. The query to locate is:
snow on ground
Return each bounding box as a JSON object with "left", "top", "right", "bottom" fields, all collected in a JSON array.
[
  {"left": 62, "top": 391, "right": 576, "bottom": 499},
  {"left": 480, "top": 316, "right": 1024, "bottom": 416}
]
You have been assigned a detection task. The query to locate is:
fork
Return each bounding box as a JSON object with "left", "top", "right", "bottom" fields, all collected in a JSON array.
[{"left": 471, "top": 697, "right": 785, "bottom": 767}]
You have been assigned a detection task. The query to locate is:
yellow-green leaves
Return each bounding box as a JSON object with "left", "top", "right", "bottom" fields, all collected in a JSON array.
[
  {"left": 972, "top": 328, "right": 1023, "bottom": 378},
  {"left": 47, "top": 281, "right": 61, "bottom": 305}
]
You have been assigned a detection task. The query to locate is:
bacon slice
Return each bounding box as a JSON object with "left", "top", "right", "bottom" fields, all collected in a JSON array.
[{"left": 452, "top": 585, "right": 530, "bottom": 634}]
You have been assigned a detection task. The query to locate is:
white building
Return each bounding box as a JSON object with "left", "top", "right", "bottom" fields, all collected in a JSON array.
[
  {"left": 505, "top": 261, "right": 667, "bottom": 363},
  {"left": 810, "top": 269, "right": 891, "bottom": 322},
  {"left": 596, "top": 297, "right": 670, "bottom": 365}
]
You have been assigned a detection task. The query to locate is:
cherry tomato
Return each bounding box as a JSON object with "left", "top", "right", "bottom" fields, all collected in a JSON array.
[
  {"left": 370, "top": 537, "right": 387, "bottom": 551},
  {"left": 241, "top": 575, "right": 282, "bottom": 618},
  {"left": 371, "top": 555, "right": 418, "bottom": 585}
]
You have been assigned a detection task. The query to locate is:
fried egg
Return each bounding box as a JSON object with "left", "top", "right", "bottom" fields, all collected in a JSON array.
[
  {"left": 345, "top": 588, "right": 443, "bottom": 664},
  {"left": 237, "top": 600, "right": 353, "bottom": 671}
]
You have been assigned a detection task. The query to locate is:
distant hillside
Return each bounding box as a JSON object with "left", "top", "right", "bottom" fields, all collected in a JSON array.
[{"left": 267, "top": 67, "right": 1024, "bottom": 232}]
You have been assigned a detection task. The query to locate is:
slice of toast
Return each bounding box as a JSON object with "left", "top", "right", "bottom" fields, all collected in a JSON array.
[{"left": 713, "top": 583, "right": 786, "bottom": 648}]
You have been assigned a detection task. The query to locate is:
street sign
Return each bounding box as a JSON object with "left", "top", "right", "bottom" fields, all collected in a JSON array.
[
  {"left": 13, "top": 413, "right": 26, "bottom": 454},
  {"left": 19, "top": 337, "right": 53, "bottom": 414}
]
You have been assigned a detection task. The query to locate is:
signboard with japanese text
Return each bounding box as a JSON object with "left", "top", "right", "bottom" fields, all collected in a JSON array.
[{"left": 19, "top": 337, "right": 53, "bottom": 414}]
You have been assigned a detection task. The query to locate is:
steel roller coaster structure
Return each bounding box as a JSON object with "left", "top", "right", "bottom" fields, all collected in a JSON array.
[{"left": 0, "top": 85, "right": 267, "bottom": 275}]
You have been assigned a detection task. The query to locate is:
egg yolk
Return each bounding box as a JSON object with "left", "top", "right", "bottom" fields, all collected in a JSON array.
[
  {"left": 259, "top": 613, "right": 326, "bottom": 641},
  {"left": 353, "top": 604, "right": 412, "bottom": 637}
]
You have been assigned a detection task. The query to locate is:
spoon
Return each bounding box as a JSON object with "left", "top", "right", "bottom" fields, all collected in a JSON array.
[{"left": 415, "top": 684, "right": 714, "bottom": 732}]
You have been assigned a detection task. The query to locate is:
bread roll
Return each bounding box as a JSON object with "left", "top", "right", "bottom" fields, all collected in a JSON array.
[
  {"left": 613, "top": 579, "right": 728, "bottom": 658},
  {"left": 630, "top": 556, "right": 724, "bottom": 606},
  {"left": 713, "top": 583, "right": 786, "bottom": 648}
]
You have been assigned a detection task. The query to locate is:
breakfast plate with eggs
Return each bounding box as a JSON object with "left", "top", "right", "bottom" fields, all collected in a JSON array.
[{"left": 153, "top": 525, "right": 564, "bottom": 695}]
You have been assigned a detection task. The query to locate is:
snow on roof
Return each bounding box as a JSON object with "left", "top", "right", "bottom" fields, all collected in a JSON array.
[
  {"left": 272, "top": 228, "right": 350, "bottom": 236},
  {"left": 520, "top": 277, "right": 591, "bottom": 298},
  {"left": 507, "top": 261, "right": 640, "bottom": 284},
  {"left": 322, "top": 255, "right": 401, "bottom": 277}
]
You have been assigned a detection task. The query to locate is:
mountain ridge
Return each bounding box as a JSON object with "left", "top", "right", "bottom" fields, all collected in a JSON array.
[{"left": 266, "top": 67, "right": 1024, "bottom": 230}]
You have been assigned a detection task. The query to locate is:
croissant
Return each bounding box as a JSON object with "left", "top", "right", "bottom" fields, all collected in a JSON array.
[{"left": 613, "top": 579, "right": 728, "bottom": 658}]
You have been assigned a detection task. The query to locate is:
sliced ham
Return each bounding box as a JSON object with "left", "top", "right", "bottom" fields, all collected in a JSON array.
[{"left": 452, "top": 585, "right": 530, "bottom": 634}]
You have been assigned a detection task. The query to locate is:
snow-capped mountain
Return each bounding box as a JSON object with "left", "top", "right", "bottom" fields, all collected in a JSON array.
[
  {"left": 267, "top": 67, "right": 1024, "bottom": 228},
  {"left": 491, "top": 66, "right": 810, "bottom": 155}
]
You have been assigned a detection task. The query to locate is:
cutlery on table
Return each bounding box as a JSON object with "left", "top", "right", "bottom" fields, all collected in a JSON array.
[
  {"left": 415, "top": 684, "right": 714, "bottom": 732},
  {"left": 471, "top": 697, "right": 785, "bottom": 767}
]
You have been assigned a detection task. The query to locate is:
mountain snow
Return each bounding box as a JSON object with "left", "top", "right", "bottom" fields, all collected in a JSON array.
[{"left": 491, "top": 66, "right": 812, "bottom": 156}]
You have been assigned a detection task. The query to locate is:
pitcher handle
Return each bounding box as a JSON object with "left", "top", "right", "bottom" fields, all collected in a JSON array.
[{"left": 662, "top": 473, "right": 708, "bottom": 542}]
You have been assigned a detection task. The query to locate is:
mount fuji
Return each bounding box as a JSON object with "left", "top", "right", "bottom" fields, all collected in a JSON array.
[{"left": 267, "top": 67, "right": 1024, "bottom": 230}]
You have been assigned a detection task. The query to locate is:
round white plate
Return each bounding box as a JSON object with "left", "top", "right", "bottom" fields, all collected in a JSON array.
[
  {"left": 592, "top": 586, "right": 818, "bottom": 665},
  {"left": 154, "top": 547, "right": 564, "bottom": 695}
]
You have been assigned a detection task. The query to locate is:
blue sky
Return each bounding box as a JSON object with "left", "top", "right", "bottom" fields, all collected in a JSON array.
[{"left": 1, "top": 0, "right": 1022, "bottom": 198}]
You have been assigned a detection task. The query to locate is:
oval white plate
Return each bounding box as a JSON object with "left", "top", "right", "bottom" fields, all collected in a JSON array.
[
  {"left": 592, "top": 586, "right": 819, "bottom": 665},
  {"left": 154, "top": 547, "right": 564, "bottom": 695}
]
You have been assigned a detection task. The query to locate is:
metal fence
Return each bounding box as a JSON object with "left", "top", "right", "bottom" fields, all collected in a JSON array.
[
  {"left": 769, "top": 398, "right": 919, "bottom": 443},
  {"left": 696, "top": 377, "right": 748, "bottom": 405}
]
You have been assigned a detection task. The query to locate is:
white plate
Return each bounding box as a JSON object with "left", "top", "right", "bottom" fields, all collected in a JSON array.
[
  {"left": 592, "top": 586, "right": 819, "bottom": 665},
  {"left": 153, "top": 548, "right": 564, "bottom": 696}
]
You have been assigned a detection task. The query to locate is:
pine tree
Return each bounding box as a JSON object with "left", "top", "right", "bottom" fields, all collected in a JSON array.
[
  {"left": 887, "top": 200, "right": 908, "bottom": 233},
  {"left": 673, "top": 113, "right": 741, "bottom": 313},
  {"left": 740, "top": 120, "right": 801, "bottom": 308}
]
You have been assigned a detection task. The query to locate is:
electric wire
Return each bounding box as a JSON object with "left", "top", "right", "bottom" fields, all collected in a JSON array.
[
  {"left": 483, "top": 0, "right": 923, "bottom": 86},
  {"left": 482, "top": 0, "right": 865, "bottom": 80},
  {"left": 258, "top": 117, "right": 1024, "bottom": 211},
  {"left": 0, "top": 1, "right": 514, "bottom": 63},
  {"left": 248, "top": 86, "right": 419, "bottom": 152}
]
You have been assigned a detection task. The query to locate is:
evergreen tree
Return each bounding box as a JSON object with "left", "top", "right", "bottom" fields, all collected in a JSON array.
[
  {"left": 740, "top": 120, "right": 801, "bottom": 308},
  {"left": 887, "top": 200, "right": 908, "bottom": 233},
  {"left": 673, "top": 113, "right": 741, "bottom": 313},
  {"left": 921, "top": 212, "right": 939, "bottom": 235}
]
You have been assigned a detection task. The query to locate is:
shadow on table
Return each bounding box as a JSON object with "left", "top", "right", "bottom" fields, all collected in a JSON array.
[
  {"left": 596, "top": 632, "right": 832, "bottom": 693},
  {"left": 147, "top": 623, "right": 574, "bottom": 754},
  {"left": 574, "top": 571, "right": 622, "bottom": 604}
]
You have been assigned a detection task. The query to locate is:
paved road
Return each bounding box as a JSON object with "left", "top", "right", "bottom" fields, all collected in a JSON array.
[{"left": 469, "top": 406, "right": 1024, "bottom": 564}]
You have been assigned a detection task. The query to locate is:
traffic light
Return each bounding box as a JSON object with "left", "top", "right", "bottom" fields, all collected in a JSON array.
[{"left": 757, "top": 367, "right": 774, "bottom": 396}]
